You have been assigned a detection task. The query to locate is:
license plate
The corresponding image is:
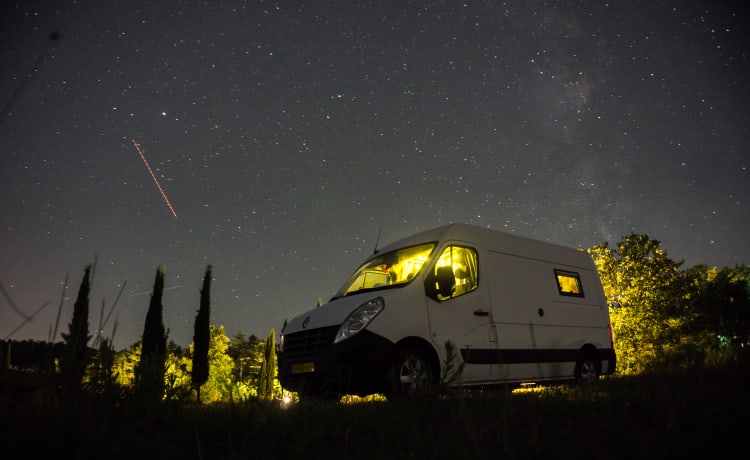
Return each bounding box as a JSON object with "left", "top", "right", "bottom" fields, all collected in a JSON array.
[{"left": 291, "top": 362, "right": 315, "bottom": 374}]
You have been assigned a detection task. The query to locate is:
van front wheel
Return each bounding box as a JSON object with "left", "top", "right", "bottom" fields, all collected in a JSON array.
[{"left": 386, "top": 346, "right": 434, "bottom": 399}]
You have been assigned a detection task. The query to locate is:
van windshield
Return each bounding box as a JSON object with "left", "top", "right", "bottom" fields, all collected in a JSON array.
[{"left": 332, "top": 243, "right": 436, "bottom": 299}]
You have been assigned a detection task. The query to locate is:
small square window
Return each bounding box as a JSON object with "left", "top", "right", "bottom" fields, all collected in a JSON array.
[{"left": 555, "top": 270, "right": 584, "bottom": 297}]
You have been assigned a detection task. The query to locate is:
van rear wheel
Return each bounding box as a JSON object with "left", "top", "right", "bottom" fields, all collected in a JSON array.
[
  {"left": 386, "top": 346, "right": 434, "bottom": 399},
  {"left": 575, "top": 350, "right": 600, "bottom": 383}
]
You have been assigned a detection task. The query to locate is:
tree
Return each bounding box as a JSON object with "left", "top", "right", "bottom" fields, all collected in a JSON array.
[
  {"left": 135, "top": 265, "right": 168, "bottom": 402},
  {"left": 227, "top": 333, "right": 260, "bottom": 383},
  {"left": 202, "top": 325, "right": 235, "bottom": 402},
  {"left": 589, "top": 234, "right": 685, "bottom": 374},
  {"left": 90, "top": 338, "right": 120, "bottom": 400},
  {"left": 164, "top": 348, "right": 191, "bottom": 400},
  {"left": 111, "top": 341, "right": 139, "bottom": 388},
  {"left": 227, "top": 332, "right": 264, "bottom": 400},
  {"left": 590, "top": 232, "right": 750, "bottom": 373},
  {"left": 192, "top": 265, "right": 212, "bottom": 403},
  {"left": 156, "top": 325, "right": 237, "bottom": 403},
  {"left": 60, "top": 264, "right": 92, "bottom": 397},
  {"left": 682, "top": 264, "right": 750, "bottom": 365},
  {"left": 257, "top": 328, "right": 277, "bottom": 400}
]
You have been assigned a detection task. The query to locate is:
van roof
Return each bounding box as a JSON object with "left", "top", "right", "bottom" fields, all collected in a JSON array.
[{"left": 372, "top": 223, "right": 594, "bottom": 269}]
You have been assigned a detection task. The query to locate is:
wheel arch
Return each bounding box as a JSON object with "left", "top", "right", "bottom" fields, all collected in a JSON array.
[
  {"left": 575, "top": 343, "right": 602, "bottom": 380},
  {"left": 389, "top": 336, "right": 441, "bottom": 384}
]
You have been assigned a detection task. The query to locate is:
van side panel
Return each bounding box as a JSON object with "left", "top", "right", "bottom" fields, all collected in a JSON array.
[{"left": 482, "top": 250, "right": 611, "bottom": 381}]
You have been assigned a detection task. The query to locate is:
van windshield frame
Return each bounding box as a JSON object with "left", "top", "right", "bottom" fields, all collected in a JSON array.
[{"left": 331, "top": 243, "right": 436, "bottom": 299}]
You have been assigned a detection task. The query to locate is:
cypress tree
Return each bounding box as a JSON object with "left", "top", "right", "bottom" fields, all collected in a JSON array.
[
  {"left": 136, "top": 265, "right": 168, "bottom": 402},
  {"left": 60, "top": 265, "right": 92, "bottom": 398},
  {"left": 192, "top": 265, "right": 212, "bottom": 403},
  {"left": 258, "top": 328, "right": 277, "bottom": 400},
  {"left": 258, "top": 357, "right": 267, "bottom": 398}
]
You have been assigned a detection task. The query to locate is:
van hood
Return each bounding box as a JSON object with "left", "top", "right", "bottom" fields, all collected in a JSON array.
[{"left": 282, "top": 293, "right": 384, "bottom": 335}]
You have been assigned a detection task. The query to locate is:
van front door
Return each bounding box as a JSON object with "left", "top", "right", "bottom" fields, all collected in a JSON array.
[{"left": 424, "top": 245, "right": 494, "bottom": 384}]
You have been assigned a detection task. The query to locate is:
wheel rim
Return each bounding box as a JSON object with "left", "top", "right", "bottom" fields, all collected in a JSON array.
[
  {"left": 579, "top": 360, "right": 597, "bottom": 381},
  {"left": 398, "top": 356, "right": 429, "bottom": 394}
]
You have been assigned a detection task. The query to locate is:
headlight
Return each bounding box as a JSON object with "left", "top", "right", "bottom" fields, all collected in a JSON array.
[{"left": 334, "top": 297, "right": 384, "bottom": 343}]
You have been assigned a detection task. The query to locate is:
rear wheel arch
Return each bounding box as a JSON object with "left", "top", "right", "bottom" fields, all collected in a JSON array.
[{"left": 575, "top": 344, "right": 602, "bottom": 383}]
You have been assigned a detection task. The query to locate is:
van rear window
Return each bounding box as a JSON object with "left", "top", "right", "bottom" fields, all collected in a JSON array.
[{"left": 554, "top": 269, "right": 584, "bottom": 297}]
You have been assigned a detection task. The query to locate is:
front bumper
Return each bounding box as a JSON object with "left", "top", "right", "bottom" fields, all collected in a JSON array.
[{"left": 277, "top": 328, "right": 394, "bottom": 397}]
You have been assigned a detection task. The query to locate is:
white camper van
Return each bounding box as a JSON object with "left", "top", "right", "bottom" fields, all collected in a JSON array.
[{"left": 277, "top": 223, "right": 616, "bottom": 399}]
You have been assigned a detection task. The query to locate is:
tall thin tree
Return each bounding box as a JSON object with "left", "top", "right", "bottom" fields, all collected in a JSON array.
[
  {"left": 192, "top": 265, "right": 212, "bottom": 403},
  {"left": 258, "top": 328, "right": 277, "bottom": 400},
  {"left": 136, "top": 265, "right": 168, "bottom": 402},
  {"left": 60, "top": 265, "right": 92, "bottom": 398}
]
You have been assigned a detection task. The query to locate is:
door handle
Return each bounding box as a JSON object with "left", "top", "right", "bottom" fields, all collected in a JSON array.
[{"left": 473, "top": 309, "right": 489, "bottom": 317}]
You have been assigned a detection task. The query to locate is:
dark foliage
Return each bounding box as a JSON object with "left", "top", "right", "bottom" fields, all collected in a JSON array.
[
  {"left": 688, "top": 264, "right": 750, "bottom": 344},
  {"left": 0, "top": 339, "right": 64, "bottom": 371},
  {"left": 2, "top": 365, "right": 747, "bottom": 460},
  {"left": 1, "top": 341, "right": 9, "bottom": 370}
]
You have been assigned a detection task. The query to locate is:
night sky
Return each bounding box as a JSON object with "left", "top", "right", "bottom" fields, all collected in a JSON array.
[{"left": 1, "top": 1, "right": 748, "bottom": 350}]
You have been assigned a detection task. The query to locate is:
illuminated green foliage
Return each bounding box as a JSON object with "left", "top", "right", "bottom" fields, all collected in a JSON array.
[
  {"left": 199, "top": 325, "right": 236, "bottom": 402},
  {"left": 114, "top": 326, "right": 251, "bottom": 403},
  {"left": 590, "top": 234, "right": 685, "bottom": 373},
  {"left": 589, "top": 234, "right": 750, "bottom": 374},
  {"left": 227, "top": 332, "right": 264, "bottom": 400},
  {"left": 166, "top": 325, "right": 236, "bottom": 403},
  {"left": 158, "top": 326, "right": 236, "bottom": 403}
]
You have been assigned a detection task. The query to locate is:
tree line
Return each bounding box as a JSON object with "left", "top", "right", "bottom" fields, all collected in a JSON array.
[
  {"left": 1, "top": 263, "right": 280, "bottom": 405},
  {"left": 1, "top": 231, "right": 749, "bottom": 405},
  {"left": 589, "top": 233, "right": 749, "bottom": 374}
]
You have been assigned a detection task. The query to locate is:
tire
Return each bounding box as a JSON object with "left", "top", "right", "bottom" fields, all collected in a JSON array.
[
  {"left": 575, "top": 350, "right": 601, "bottom": 383},
  {"left": 385, "top": 345, "right": 435, "bottom": 399}
]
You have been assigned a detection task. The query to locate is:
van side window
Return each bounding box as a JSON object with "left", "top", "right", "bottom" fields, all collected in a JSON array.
[
  {"left": 554, "top": 269, "right": 584, "bottom": 297},
  {"left": 426, "top": 246, "right": 479, "bottom": 301}
]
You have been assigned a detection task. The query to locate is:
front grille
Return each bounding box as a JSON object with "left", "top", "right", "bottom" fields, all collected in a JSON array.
[{"left": 283, "top": 325, "right": 339, "bottom": 359}]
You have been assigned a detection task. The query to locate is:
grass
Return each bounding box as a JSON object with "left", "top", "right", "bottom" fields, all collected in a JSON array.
[{"left": 2, "top": 364, "right": 747, "bottom": 459}]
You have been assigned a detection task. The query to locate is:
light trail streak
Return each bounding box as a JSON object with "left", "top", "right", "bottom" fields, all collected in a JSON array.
[
  {"left": 131, "top": 138, "right": 178, "bottom": 218},
  {"left": 128, "top": 285, "right": 184, "bottom": 298}
]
